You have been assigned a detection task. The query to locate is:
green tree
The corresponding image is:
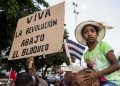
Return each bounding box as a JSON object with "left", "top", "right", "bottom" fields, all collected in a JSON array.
[
  {"left": 64, "top": 29, "right": 69, "bottom": 39},
  {"left": 0, "top": 0, "right": 49, "bottom": 51},
  {"left": 34, "top": 52, "right": 70, "bottom": 78}
]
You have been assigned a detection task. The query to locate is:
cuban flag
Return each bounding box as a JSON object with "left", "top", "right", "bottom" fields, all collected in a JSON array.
[{"left": 66, "top": 39, "right": 86, "bottom": 60}]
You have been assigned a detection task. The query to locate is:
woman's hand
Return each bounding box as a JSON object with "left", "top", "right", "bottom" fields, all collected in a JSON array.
[{"left": 82, "top": 69, "right": 99, "bottom": 85}]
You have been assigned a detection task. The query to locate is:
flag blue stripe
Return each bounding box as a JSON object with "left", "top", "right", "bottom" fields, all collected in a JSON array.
[
  {"left": 70, "top": 53, "right": 81, "bottom": 60},
  {"left": 66, "top": 39, "right": 86, "bottom": 61},
  {"left": 67, "top": 39, "right": 85, "bottom": 50},
  {"left": 68, "top": 47, "right": 83, "bottom": 56}
]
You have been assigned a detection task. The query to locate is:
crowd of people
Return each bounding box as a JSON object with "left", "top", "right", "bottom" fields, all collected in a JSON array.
[
  {"left": 2, "top": 57, "right": 101, "bottom": 86},
  {"left": 13, "top": 68, "right": 101, "bottom": 86}
]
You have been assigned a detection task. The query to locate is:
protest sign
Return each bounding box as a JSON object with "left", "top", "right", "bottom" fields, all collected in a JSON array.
[{"left": 9, "top": 2, "right": 65, "bottom": 60}]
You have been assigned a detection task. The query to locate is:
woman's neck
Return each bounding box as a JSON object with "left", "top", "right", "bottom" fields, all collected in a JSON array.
[{"left": 87, "top": 41, "right": 98, "bottom": 51}]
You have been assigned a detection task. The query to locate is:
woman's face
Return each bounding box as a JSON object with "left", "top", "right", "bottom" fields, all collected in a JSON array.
[{"left": 82, "top": 25, "right": 98, "bottom": 44}]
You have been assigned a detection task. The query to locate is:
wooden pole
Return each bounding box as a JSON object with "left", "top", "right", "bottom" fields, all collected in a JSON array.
[{"left": 64, "top": 39, "right": 73, "bottom": 72}]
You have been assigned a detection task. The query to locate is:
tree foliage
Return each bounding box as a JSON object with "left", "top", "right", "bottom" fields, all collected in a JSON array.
[{"left": 0, "top": 0, "right": 49, "bottom": 51}]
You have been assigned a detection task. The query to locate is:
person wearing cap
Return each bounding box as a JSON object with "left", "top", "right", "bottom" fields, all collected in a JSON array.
[{"left": 75, "top": 20, "right": 120, "bottom": 86}]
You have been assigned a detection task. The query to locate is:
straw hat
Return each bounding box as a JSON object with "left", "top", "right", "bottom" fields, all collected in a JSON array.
[{"left": 75, "top": 20, "right": 106, "bottom": 46}]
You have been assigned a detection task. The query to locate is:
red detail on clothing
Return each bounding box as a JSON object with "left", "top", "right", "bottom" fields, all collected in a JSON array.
[{"left": 99, "top": 77, "right": 107, "bottom": 81}]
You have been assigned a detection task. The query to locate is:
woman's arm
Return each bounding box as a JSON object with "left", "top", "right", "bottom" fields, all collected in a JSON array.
[
  {"left": 97, "top": 50, "right": 120, "bottom": 77},
  {"left": 82, "top": 50, "right": 120, "bottom": 84},
  {"left": 27, "top": 57, "right": 36, "bottom": 75}
]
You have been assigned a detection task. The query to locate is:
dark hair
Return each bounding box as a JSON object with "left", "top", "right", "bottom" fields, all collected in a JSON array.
[
  {"left": 15, "top": 72, "right": 33, "bottom": 86},
  {"left": 15, "top": 72, "right": 39, "bottom": 86},
  {"left": 81, "top": 24, "right": 99, "bottom": 37},
  {"left": 64, "top": 71, "right": 73, "bottom": 86}
]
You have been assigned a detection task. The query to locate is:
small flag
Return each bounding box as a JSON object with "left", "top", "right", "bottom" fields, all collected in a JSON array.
[
  {"left": 66, "top": 39, "right": 86, "bottom": 60},
  {"left": 9, "top": 68, "right": 16, "bottom": 81}
]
